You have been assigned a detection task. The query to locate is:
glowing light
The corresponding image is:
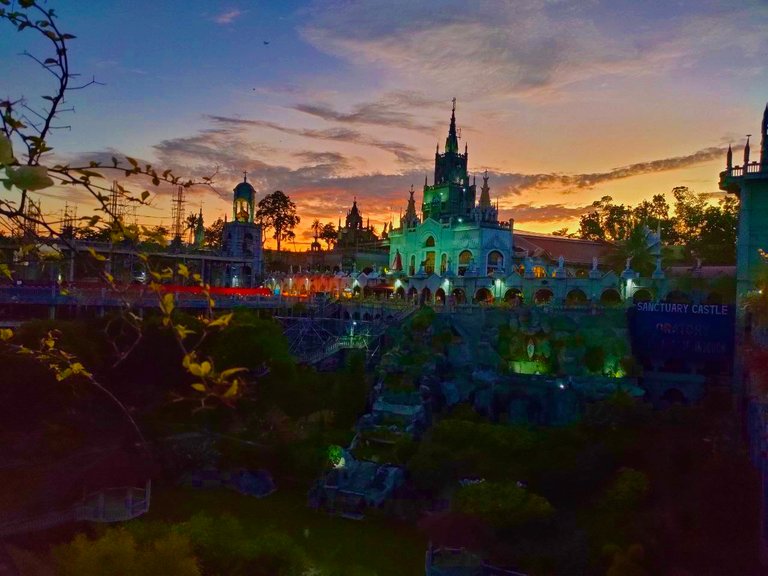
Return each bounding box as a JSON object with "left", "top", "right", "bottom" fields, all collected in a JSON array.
[{"left": 328, "top": 444, "right": 345, "bottom": 468}]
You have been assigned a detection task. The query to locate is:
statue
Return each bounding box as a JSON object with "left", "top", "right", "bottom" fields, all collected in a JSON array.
[
  {"left": 625, "top": 256, "right": 633, "bottom": 270},
  {"left": 591, "top": 256, "right": 598, "bottom": 271},
  {"left": 392, "top": 249, "right": 403, "bottom": 272},
  {"left": 558, "top": 255, "right": 564, "bottom": 269}
]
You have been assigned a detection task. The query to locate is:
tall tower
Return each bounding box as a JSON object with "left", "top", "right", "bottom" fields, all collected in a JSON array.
[
  {"left": 719, "top": 103, "right": 768, "bottom": 301},
  {"left": 423, "top": 99, "right": 475, "bottom": 221}
]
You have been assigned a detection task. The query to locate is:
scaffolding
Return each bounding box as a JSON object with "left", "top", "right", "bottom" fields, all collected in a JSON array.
[
  {"left": 170, "top": 185, "right": 185, "bottom": 244},
  {"left": 60, "top": 202, "right": 77, "bottom": 238},
  {"left": 108, "top": 180, "right": 125, "bottom": 225}
]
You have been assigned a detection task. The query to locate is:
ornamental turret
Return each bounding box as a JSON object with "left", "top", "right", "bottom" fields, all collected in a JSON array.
[
  {"left": 403, "top": 185, "right": 420, "bottom": 229},
  {"left": 232, "top": 172, "right": 255, "bottom": 223},
  {"left": 719, "top": 103, "right": 768, "bottom": 303}
]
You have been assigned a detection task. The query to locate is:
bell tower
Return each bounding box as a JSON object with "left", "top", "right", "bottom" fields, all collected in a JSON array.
[{"left": 719, "top": 104, "right": 768, "bottom": 301}]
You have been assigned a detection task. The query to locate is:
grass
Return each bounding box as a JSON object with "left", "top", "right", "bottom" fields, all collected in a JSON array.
[{"left": 145, "top": 484, "right": 428, "bottom": 575}]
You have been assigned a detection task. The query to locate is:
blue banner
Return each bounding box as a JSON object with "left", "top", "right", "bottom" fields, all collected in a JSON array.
[{"left": 627, "top": 303, "right": 735, "bottom": 363}]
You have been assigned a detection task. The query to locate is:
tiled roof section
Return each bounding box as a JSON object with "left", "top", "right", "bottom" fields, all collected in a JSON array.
[{"left": 514, "top": 230, "right": 611, "bottom": 265}]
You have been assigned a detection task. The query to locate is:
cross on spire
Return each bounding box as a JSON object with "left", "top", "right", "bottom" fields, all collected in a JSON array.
[{"left": 243, "top": 170, "right": 247, "bottom": 182}]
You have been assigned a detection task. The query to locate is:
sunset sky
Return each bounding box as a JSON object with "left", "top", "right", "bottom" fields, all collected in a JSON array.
[{"left": 2, "top": 0, "right": 768, "bottom": 247}]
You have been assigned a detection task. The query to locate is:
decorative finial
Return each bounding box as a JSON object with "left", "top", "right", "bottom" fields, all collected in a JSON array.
[
  {"left": 243, "top": 170, "right": 247, "bottom": 182},
  {"left": 745, "top": 134, "right": 752, "bottom": 165},
  {"left": 452, "top": 97, "right": 456, "bottom": 113}
]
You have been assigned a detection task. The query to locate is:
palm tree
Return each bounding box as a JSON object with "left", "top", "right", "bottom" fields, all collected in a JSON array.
[
  {"left": 605, "top": 224, "right": 655, "bottom": 276},
  {"left": 311, "top": 219, "right": 322, "bottom": 241},
  {"left": 184, "top": 213, "right": 198, "bottom": 244}
]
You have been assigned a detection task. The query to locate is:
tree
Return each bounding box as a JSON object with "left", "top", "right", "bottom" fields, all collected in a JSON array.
[
  {"left": 605, "top": 224, "right": 656, "bottom": 276},
  {"left": 692, "top": 196, "right": 738, "bottom": 264},
  {"left": 204, "top": 217, "right": 224, "bottom": 250},
  {"left": 256, "top": 190, "right": 299, "bottom": 252},
  {"left": 320, "top": 222, "right": 337, "bottom": 250},
  {"left": 54, "top": 528, "right": 201, "bottom": 576},
  {"left": 184, "top": 213, "right": 198, "bottom": 243},
  {"left": 453, "top": 480, "right": 554, "bottom": 530}
]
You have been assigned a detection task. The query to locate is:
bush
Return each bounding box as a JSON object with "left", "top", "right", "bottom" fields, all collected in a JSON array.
[
  {"left": 453, "top": 481, "right": 554, "bottom": 530},
  {"left": 54, "top": 528, "right": 200, "bottom": 576}
]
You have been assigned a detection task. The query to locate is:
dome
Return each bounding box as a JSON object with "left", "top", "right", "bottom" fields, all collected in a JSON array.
[{"left": 233, "top": 176, "right": 255, "bottom": 200}]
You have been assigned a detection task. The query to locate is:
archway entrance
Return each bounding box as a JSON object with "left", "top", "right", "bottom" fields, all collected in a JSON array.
[
  {"left": 474, "top": 287, "right": 494, "bottom": 304},
  {"left": 534, "top": 288, "right": 553, "bottom": 305},
  {"left": 452, "top": 288, "right": 466, "bottom": 304},
  {"left": 435, "top": 287, "right": 446, "bottom": 305},
  {"left": 565, "top": 288, "right": 587, "bottom": 306},
  {"left": 504, "top": 288, "right": 523, "bottom": 306},
  {"left": 600, "top": 288, "right": 621, "bottom": 306},
  {"left": 421, "top": 287, "right": 432, "bottom": 305}
]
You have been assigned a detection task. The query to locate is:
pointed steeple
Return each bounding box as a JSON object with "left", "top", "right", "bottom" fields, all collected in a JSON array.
[
  {"left": 727, "top": 143, "right": 733, "bottom": 170},
  {"left": 479, "top": 170, "right": 491, "bottom": 208},
  {"left": 745, "top": 135, "right": 752, "bottom": 165},
  {"left": 445, "top": 98, "right": 459, "bottom": 154},
  {"left": 404, "top": 184, "right": 419, "bottom": 228},
  {"left": 424, "top": 174, "right": 428, "bottom": 188}
]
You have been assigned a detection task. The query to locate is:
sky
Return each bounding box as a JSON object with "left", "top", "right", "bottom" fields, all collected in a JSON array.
[{"left": 2, "top": 0, "right": 768, "bottom": 248}]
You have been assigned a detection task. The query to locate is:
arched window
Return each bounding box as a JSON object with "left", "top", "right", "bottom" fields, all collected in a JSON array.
[
  {"left": 533, "top": 266, "right": 546, "bottom": 278},
  {"left": 458, "top": 250, "right": 472, "bottom": 276},
  {"left": 425, "top": 236, "right": 436, "bottom": 247},
  {"left": 440, "top": 253, "right": 448, "bottom": 274},
  {"left": 486, "top": 250, "right": 504, "bottom": 275},
  {"left": 409, "top": 255, "right": 416, "bottom": 276}
]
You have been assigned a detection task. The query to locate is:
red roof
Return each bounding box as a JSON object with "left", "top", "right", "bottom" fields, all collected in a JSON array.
[{"left": 514, "top": 230, "right": 611, "bottom": 265}]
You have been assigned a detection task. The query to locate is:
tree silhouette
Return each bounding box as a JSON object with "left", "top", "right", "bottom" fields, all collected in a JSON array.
[
  {"left": 255, "top": 191, "right": 300, "bottom": 252},
  {"left": 320, "top": 222, "right": 337, "bottom": 250}
]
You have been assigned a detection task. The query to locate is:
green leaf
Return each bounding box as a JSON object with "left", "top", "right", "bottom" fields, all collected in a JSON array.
[
  {"left": 7, "top": 165, "right": 54, "bottom": 191},
  {"left": 0, "top": 134, "right": 15, "bottom": 165}
]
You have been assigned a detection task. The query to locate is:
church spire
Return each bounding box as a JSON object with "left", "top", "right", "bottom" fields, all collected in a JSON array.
[
  {"left": 479, "top": 169, "right": 491, "bottom": 208},
  {"left": 727, "top": 143, "right": 733, "bottom": 170},
  {"left": 445, "top": 98, "right": 459, "bottom": 154},
  {"left": 745, "top": 134, "right": 752, "bottom": 165},
  {"left": 403, "top": 184, "right": 419, "bottom": 228}
]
